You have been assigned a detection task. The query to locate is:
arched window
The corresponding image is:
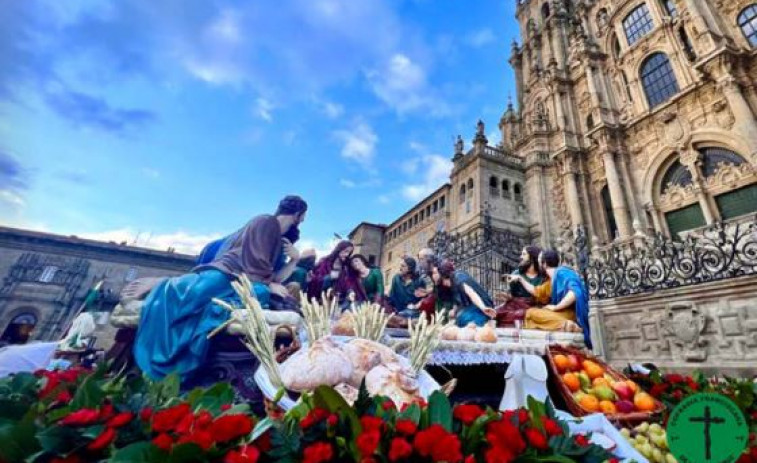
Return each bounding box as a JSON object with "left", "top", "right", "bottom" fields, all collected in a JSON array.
[
  {"left": 459, "top": 185, "right": 466, "bottom": 204},
  {"left": 623, "top": 3, "right": 655, "bottom": 45},
  {"left": 0, "top": 312, "right": 37, "bottom": 345},
  {"left": 502, "top": 180, "right": 511, "bottom": 199},
  {"left": 586, "top": 114, "right": 595, "bottom": 129},
  {"left": 738, "top": 5, "right": 757, "bottom": 48},
  {"left": 661, "top": 0, "right": 677, "bottom": 17},
  {"left": 700, "top": 147, "right": 745, "bottom": 177},
  {"left": 640, "top": 53, "right": 679, "bottom": 108},
  {"left": 612, "top": 33, "right": 622, "bottom": 58},
  {"left": 541, "top": 2, "right": 551, "bottom": 19},
  {"left": 467, "top": 178, "right": 474, "bottom": 191},
  {"left": 660, "top": 159, "right": 692, "bottom": 193},
  {"left": 513, "top": 183, "right": 523, "bottom": 201},
  {"left": 601, "top": 186, "right": 619, "bottom": 240},
  {"left": 489, "top": 176, "right": 499, "bottom": 196}
]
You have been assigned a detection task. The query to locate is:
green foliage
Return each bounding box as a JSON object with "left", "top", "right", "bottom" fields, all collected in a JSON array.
[{"left": 427, "top": 390, "right": 453, "bottom": 431}]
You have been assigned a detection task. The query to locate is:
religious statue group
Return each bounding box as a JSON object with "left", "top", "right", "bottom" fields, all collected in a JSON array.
[{"left": 133, "top": 195, "right": 591, "bottom": 382}]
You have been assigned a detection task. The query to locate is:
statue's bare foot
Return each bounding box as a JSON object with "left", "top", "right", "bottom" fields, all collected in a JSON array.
[{"left": 562, "top": 321, "right": 582, "bottom": 333}]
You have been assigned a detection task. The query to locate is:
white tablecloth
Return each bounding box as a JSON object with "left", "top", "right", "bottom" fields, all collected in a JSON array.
[{"left": 389, "top": 339, "right": 547, "bottom": 365}]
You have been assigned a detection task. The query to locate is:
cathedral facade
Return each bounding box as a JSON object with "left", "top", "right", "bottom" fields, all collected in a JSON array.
[{"left": 352, "top": 0, "right": 757, "bottom": 279}]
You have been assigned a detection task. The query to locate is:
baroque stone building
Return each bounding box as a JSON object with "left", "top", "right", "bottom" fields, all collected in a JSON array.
[
  {"left": 502, "top": 0, "right": 757, "bottom": 245},
  {"left": 0, "top": 227, "right": 194, "bottom": 347},
  {"left": 353, "top": 0, "right": 757, "bottom": 280}
]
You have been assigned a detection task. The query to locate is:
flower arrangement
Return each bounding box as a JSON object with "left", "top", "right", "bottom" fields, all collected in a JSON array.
[{"left": 0, "top": 365, "right": 617, "bottom": 463}]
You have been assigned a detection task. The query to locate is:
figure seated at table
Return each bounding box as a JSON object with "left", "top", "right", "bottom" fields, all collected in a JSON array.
[
  {"left": 130, "top": 195, "right": 308, "bottom": 381},
  {"left": 495, "top": 245, "right": 547, "bottom": 326},
  {"left": 508, "top": 250, "right": 592, "bottom": 349},
  {"left": 388, "top": 257, "right": 424, "bottom": 318},
  {"left": 283, "top": 248, "right": 317, "bottom": 301},
  {"left": 349, "top": 254, "right": 386, "bottom": 306},
  {"left": 308, "top": 240, "right": 367, "bottom": 310},
  {"left": 431, "top": 259, "right": 497, "bottom": 327}
]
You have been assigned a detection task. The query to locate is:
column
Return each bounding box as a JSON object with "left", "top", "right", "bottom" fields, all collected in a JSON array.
[
  {"left": 617, "top": 152, "right": 643, "bottom": 231},
  {"left": 602, "top": 151, "right": 632, "bottom": 238},
  {"left": 586, "top": 66, "right": 601, "bottom": 108},
  {"left": 562, "top": 155, "right": 584, "bottom": 228},
  {"left": 552, "top": 18, "right": 567, "bottom": 69},
  {"left": 719, "top": 78, "right": 757, "bottom": 146}
]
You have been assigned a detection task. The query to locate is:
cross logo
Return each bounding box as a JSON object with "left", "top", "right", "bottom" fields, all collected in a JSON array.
[{"left": 688, "top": 405, "right": 725, "bottom": 460}]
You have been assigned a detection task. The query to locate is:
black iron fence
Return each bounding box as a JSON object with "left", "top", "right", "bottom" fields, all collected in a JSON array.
[
  {"left": 429, "top": 225, "right": 529, "bottom": 296},
  {"left": 428, "top": 215, "right": 757, "bottom": 301}
]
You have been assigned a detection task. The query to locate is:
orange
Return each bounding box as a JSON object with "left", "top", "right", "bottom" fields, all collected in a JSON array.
[
  {"left": 582, "top": 360, "right": 605, "bottom": 380},
  {"left": 578, "top": 394, "right": 600, "bottom": 412},
  {"left": 563, "top": 373, "right": 580, "bottom": 392},
  {"left": 554, "top": 354, "right": 570, "bottom": 373},
  {"left": 634, "top": 392, "right": 656, "bottom": 412},
  {"left": 599, "top": 400, "right": 617, "bottom": 414},
  {"left": 626, "top": 380, "right": 639, "bottom": 394},
  {"left": 593, "top": 377, "right": 610, "bottom": 388}
]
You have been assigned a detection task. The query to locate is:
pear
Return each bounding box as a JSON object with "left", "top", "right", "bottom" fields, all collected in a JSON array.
[
  {"left": 649, "top": 423, "right": 663, "bottom": 435},
  {"left": 592, "top": 385, "right": 617, "bottom": 401},
  {"left": 665, "top": 453, "right": 678, "bottom": 463},
  {"left": 578, "top": 372, "right": 592, "bottom": 391}
]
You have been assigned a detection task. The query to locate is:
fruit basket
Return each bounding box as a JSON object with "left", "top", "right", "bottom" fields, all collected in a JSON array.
[{"left": 547, "top": 345, "right": 665, "bottom": 424}]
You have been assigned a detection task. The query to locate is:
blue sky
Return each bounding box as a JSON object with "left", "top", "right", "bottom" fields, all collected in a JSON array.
[{"left": 0, "top": 0, "right": 519, "bottom": 255}]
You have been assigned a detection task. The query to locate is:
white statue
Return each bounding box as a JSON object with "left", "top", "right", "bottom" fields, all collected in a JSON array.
[{"left": 499, "top": 353, "right": 550, "bottom": 411}]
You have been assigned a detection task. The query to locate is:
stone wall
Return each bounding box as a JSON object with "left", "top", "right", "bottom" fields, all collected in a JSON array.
[{"left": 589, "top": 274, "right": 757, "bottom": 377}]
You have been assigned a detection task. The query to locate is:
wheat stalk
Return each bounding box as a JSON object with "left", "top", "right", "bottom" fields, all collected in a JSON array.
[
  {"left": 299, "top": 290, "right": 338, "bottom": 343},
  {"left": 210, "top": 274, "right": 283, "bottom": 388},
  {"left": 407, "top": 312, "right": 444, "bottom": 374},
  {"left": 352, "top": 302, "right": 389, "bottom": 342}
]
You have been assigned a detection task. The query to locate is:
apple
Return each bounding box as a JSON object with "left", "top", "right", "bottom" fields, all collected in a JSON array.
[
  {"left": 612, "top": 382, "right": 634, "bottom": 401},
  {"left": 615, "top": 400, "right": 634, "bottom": 413},
  {"left": 567, "top": 354, "right": 580, "bottom": 371}
]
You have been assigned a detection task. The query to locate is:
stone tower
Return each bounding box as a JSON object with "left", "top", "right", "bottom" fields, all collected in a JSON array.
[{"left": 504, "top": 0, "right": 757, "bottom": 246}]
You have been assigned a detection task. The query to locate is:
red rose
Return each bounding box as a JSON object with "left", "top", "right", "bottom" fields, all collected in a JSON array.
[
  {"left": 574, "top": 434, "right": 590, "bottom": 447},
  {"left": 525, "top": 428, "right": 549, "bottom": 451},
  {"left": 486, "top": 419, "right": 526, "bottom": 455},
  {"left": 389, "top": 437, "right": 413, "bottom": 461},
  {"left": 302, "top": 442, "right": 333, "bottom": 463},
  {"left": 211, "top": 414, "right": 254, "bottom": 443},
  {"left": 327, "top": 414, "right": 338, "bottom": 427},
  {"left": 650, "top": 384, "right": 669, "bottom": 397},
  {"left": 100, "top": 403, "right": 114, "bottom": 420},
  {"left": 453, "top": 404, "right": 485, "bottom": 426},
  {"left": 485, "top": 445, "right": 514, "bottom": 463},
  {"left": 221, "top": 404, "right": 232, "bottom": 411},
  {"left": 430, "top": 433, "right": 463, "bottom": 463},
  {"left": 413, "top": 425, "right": 448, "bottom": 457},
  {"left": 667, "top": 374, "right": 684, "bottom": 384},
  {"left": 60, "top": 408, "right": 100, "bottom": 426},
  {"left": 357, "top": 430, "right": 381, "bottom": 457},
  {"left": 517, "top": 409, "right": 529, "bottom": 425},
  {"left": 501, "top": 410, "right": 515, "bottom": 422},
  {"left": 152, "top": 403, "right": 191, "bottom": 433},
  {"left": 256, "top": 431, "right": 272, "bottom": 452},
  {"left": 224, "top": 445, "right": 261, "bottom": 463},
  {"left": 54, "top": 390, "right": 72, "bottom": 403},
  {"left": 395, "top": 419, "right": 417, "bottom": 436},
  {"left": 87, "top": 428, "right": 116, "bottom": 451},
  {"left": 689, "top": 381, "right": 700, "bottom": 391},
  {"left": 177, "top": 429, "right": 213, "bottom": 451},
  {"left": 39, "top": 374, "right": 60, "bottom": 398},
  {"left": 152, "top": 433, "right": 174, "bottom": 451},
  {"left": 175, "top": 412, "right": 195, "bottom": 434},
  {"left": 360, "top": 416, "right": 384, "bottom": 433},
  {"left": 195, "top": 410, "right": 213, "bottom": 430},
  {"left": 301, "top": 408, "right": 330, "bottom": 429},
  {"left": 464, "top": 455, "right": 476, "bottom": 463},
  {"left": 672, "top": 390, "right": 684, "bottom": 400},
  {"left": 607, "top": 458, "right": 620, "bottom": 463},
  {"left": 51, "top": 454, "right": 82, "bottom": 463},
  {"left": 541, "top": 417, "right": 563, "bottom": 437},
  {"left": 107, "top": 412, "right": 134, "bottom": 429},
  {"left": 140, "top": 407, "right": 153, "bottom": 421},
  {"left": 383, "top": 400, "right": 396, "bottom": 411}
]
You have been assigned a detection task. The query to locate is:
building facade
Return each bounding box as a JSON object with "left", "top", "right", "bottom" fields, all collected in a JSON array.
[
  {"left": 502, "top": 0, "right": 757, "bottom": 246},
  {"left": 0, "top": 227, "right": 194, "bottom": 348}
]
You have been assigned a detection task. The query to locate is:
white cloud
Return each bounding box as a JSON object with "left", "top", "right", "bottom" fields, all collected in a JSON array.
[
  {"left": 297, "top": 237, "right": 341, "bottom": 258},
  {"left": 0, "top": 190, "right": 25, "bottom": 208},
  {"left": 377, "top": 194, "right": 391, "bottom": 204},
  {"left": 366, "top": 53, "right": 449, "bottom": 116},
  {"left": 340, "top": 179, "right": 357, "bottom": 188},
  {"left": 142, "top": 168, "right": 160, "bottom": 179},
  {"left": 254, "top": 98, "right": 274, "bottom": 121},
  {"left": 401, "top": 154, "right": 452, "bottom": 201},
  {"left": 322, "top": 101, "right": 344, "bottom": 118},
  {"left": 334, "top": 122, "right": 378, "bottom": 169},
  {"left": 400, "top": 158, "right": 420, "bottom": 175},
  {"left": 466, "top": 28, "right": 496, "bottom": 47},
  {"left": 77, "top": 228, "right": 223, "bottom": 255},
  {"left": 339, "top": 177, "right": 381, "bottom": 188}
]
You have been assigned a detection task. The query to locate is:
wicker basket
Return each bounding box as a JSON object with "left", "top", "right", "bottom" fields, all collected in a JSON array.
[{"left": 546, "top": 345, "right": 665, "bottom": 424}]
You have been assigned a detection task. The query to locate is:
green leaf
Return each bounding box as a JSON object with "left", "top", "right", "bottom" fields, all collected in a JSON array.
[
  {"left": 111, "top": 442, "right": 163, "bottom": 463},
  {"left": 0, "top": 417, "right": 41, "bottom": 462},
  {"left": 398, "top": 403, "right": 421, "bottom": 424},
  {"left": 70, "top": 371, "right": 106, "bottom": 410},
  {"left": 427, "top": 391, "right": 452, "bottom": 432},
  {"left": 353, "top": 379, "right": 372, "bottom": 417},
  {"left": 313, "top": 386, "right": 360, "bottom": 438},
  {"left": 251, "top": 417, "right": 274, "bottom": 442},
  {"left": 168, "top": 443, "right": 205, "bottom": 463},
  {"left": 527, "top": 395, "right": 547, "bottom": 431},
  {"left": 36, "top": 425, "right": 80, "bottom": 454}
]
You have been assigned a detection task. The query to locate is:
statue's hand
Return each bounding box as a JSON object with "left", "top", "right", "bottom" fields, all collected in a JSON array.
[{"left": 269, "top": 282, "right": 290, "bottom": 299}]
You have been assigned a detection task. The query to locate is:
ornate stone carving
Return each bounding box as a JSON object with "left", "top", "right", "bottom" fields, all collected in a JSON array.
[
  {"left": 661, "top": 303, "right": 708, "bottom": 362},
  {"left": 712, "top": 99, "right": 735, "bottom": 129},
  {"left": 658, "top": 182, "right": 697, "bottom": 208},
  {"left": 703, "top": 162, "right": 756, "bottom": 189}
]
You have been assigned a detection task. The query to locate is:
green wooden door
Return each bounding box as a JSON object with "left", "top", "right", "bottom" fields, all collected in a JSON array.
[
  {"left": 715, "top": 184, "right": 757, "bottom": 220},
  {"left": 665, "top": 203, "right": 706, "bottom": 237}
]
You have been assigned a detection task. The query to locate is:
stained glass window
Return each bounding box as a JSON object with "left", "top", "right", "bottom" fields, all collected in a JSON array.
[{"left": 623, "top": 4, "right": 655, "bottom": 45}]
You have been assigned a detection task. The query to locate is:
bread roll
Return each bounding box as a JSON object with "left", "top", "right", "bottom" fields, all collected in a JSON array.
[
  {"left": 474, "top": 320, "right": 497, "bottom": 343},
  {"left": 458, "top": 322, "right": 477, "bottom": 342},
  {"left": 364, "top": 362, "right": 420, "bottom": 406},
  {"left": 280, "top": 337, "right": 352, "bottom": 392}
]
